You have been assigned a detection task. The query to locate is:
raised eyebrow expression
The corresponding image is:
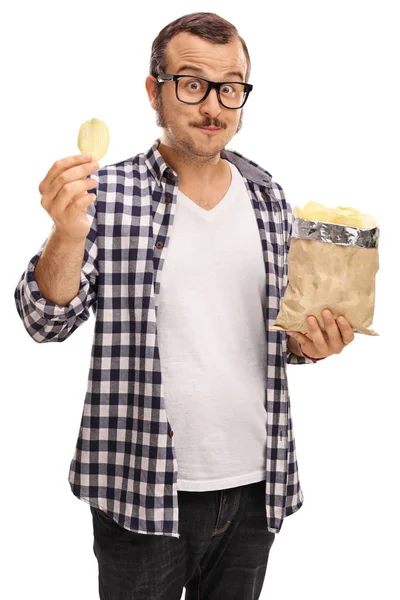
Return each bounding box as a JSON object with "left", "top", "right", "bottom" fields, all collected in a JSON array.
[{"left": 176, "top": 65, "right": 244, "bottom": 82}]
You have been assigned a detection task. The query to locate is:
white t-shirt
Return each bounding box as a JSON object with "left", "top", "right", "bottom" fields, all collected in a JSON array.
[{"left": 157, "top": 159, "right": 268, "bottom": 491}]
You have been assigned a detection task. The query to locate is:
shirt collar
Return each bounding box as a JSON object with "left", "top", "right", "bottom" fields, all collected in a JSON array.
[{"left": 144, "top": 138, "right": 274, "bottom": 193}]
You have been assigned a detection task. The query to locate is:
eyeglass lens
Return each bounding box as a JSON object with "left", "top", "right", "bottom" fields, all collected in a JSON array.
[{"left": 177, "top": 77, "right": 247, "bottom": 108}]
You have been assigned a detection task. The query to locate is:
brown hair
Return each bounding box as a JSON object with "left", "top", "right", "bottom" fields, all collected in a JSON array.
[{"left": 149, "top": 12, "right": 251, "bottom": 84}]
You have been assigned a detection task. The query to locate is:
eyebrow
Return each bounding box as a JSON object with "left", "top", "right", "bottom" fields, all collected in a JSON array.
[{"left": 175, "top": 64, "right": 244, "bottom": 82}]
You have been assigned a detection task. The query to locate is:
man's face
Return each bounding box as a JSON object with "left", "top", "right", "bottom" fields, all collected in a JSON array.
[{"left": 147, "top": 32, "right": 247, "bottom": 159}]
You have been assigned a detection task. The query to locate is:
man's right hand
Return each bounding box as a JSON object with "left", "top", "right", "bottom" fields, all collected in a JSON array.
[{"left": 39, "top": 153, "right": 99, "bottom": 242}]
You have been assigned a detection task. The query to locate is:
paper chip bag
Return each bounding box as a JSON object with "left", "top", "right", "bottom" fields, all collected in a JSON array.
[{"left": 269, "top": 216, "right": 380, "bottom": 336}]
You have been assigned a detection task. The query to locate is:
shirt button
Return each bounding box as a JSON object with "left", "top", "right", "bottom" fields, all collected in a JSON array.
[
  {"left": 165, "top": 196, "right": 171, "bottom": 204},
  {"left": 169, "top": 430, "right": 174, "bottom": 437},
  {"left": 156, "top": 241, "right": 164, "bottom": 249},
  {"left": 166, "top": 171, "right": 174, "bottom": 179}
]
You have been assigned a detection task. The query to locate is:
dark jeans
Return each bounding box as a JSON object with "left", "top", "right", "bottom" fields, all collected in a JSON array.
[{"left": 90, "top": 479, "right": 276, "bottom": 600}]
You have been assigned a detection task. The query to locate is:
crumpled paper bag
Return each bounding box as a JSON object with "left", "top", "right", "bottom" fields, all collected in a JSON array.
[{"left": 269, "top": 213, "right": 380, "bottom": 336}]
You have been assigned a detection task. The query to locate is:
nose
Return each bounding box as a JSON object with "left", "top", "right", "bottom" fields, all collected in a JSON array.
[{"left": 200, "top": 87, "right": 222, "bottom": 118}]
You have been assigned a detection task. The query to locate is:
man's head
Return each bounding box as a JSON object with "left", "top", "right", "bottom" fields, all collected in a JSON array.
[{"left": 145, "top": 12, "right": 251, "bottom": 160}]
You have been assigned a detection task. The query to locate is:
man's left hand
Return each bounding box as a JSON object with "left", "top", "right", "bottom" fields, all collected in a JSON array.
[{"left": 287, "top": 309, "right": 355, "bottom": 359}]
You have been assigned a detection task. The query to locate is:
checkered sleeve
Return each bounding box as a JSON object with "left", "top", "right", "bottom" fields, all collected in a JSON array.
[
  {"left": 14, "top": 200, "right": 98, "bottom": 343},
  {"left": 272, "top": 181, "right": 314, "bottom": 365}
]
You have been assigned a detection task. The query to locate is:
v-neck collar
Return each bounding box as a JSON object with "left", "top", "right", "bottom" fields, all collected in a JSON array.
[{"left": 177, "top": 160, "right": 234, "bottom": 220}]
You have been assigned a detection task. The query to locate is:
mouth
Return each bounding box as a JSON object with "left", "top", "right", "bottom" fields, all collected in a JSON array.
[{"left": 198, "top": 126, "right": 222, "bottom": 134}]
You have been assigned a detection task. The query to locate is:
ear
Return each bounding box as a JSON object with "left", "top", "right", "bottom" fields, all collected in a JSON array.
[{"left": 145, "top": 75, "right": 159, "bottom": 111}]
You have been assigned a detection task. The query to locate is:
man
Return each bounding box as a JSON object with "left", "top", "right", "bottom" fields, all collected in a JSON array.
[{"left": 14, "top": 11, "right": 355, "bottom": 600}]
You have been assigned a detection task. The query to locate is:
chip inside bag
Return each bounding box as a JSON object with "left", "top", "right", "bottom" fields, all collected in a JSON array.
[{"left": 269, "top": 201, "right": 380, "bottom": 336}]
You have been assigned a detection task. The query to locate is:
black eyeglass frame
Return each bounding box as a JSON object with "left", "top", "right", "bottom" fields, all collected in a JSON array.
[{"left": 156, "top": 72, "right": 253, "bottom": 109}]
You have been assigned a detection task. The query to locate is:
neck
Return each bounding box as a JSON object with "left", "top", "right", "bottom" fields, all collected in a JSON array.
[{"left": 157, "top": 139, "right": 225, "bottom": 186}]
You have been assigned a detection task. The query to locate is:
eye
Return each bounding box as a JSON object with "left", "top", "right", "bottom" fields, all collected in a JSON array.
[
  {"left": 186, "top": 79, "right": 201, "bottom": 90},
  {"left": 221, "top": 85, "right": 234, "bottom": 94}
]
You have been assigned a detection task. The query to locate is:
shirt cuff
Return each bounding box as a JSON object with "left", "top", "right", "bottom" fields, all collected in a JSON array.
[
  {"left": 287, "top": 349, "right": 316, "bottom": 364},
  {"left": 24, "top": 252, "right": 91, "bottom": 322}
]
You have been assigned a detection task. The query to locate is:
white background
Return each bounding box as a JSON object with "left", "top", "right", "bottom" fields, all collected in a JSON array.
[{"left": 2, "top": 0, "right": 398, "bottom": 598}]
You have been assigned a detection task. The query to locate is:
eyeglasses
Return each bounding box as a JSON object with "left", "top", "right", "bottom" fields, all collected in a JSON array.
[{"left": 156, "top": 72, "right": 253, "bottom": 110}]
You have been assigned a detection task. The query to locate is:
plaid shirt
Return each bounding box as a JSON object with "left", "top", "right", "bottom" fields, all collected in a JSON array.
[{"left": 14, "top": 138, "right": 315, "bottom": 539}]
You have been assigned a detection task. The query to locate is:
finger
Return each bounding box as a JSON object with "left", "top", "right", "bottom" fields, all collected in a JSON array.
[
  {"left": 322, "top": 310, "right": 344, "bottom": 350},
  {"left": 71, "top": 191, "right": 97, "bottom": 211},
  {"left": 45, "top": 160, "right": 99, "bottom": 206},
  {"left": 306, "top": 316, "right": 329, "bottom": 352},
  {"left": 38, "top": 153, "right": 93, "bottom": 195},
  {"left": 336, "top": 316, "right": 355, "bottom": 345},
  {"left": 287, "top": 330, "right": 311, "bottom": 347},
  {"left": 42, "top": 176, "right": 98, "bottom": 215}
]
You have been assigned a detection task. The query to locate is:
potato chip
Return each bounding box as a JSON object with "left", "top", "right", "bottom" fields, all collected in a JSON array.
[
  {"left": 333, "top": 207, "right": 376, "bottom": 228},
  {"left": 77, "top": 117, "right": 110, "bottom": 162},
  {"left": 336, "top": 205, "right": 363, "bottom": 215},
  {"left": 300, "top": 201, "right": 337, "bottom": 224},
  {"left": 358, "top": 214, "right": 377, "bottom": 228},
  {"left": 297, "top": 201, "right": 377, "bottom": 229}
]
